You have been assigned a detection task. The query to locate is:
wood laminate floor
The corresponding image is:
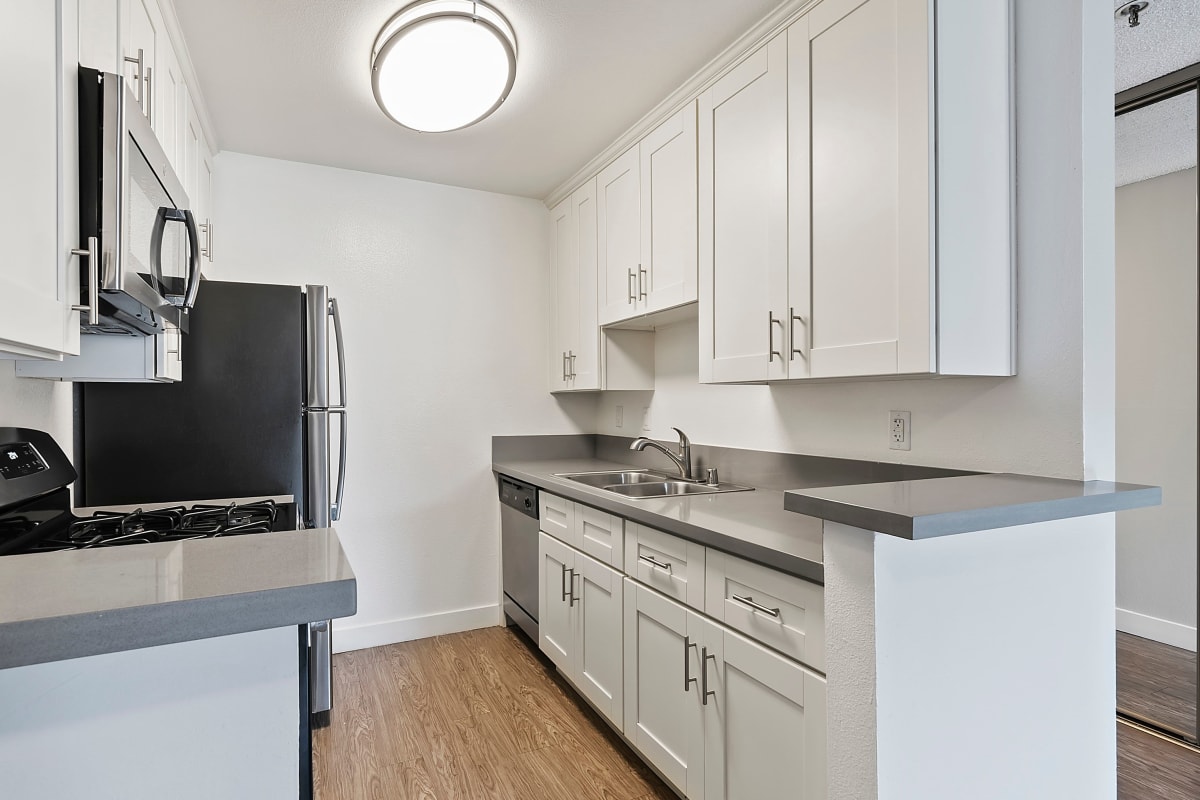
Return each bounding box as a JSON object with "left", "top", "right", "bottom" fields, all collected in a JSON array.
[
  {"left": 1117, "top": 631, "right": 1197, "bottom": 739},
  {"left": 314, "top": 626, "right": 1200, "bottom": 800},
  {"left": 313, "top": 626, "right": 676, "bottom": 800}
]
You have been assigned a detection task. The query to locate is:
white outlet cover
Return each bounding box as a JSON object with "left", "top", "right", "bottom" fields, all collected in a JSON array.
[
  {"left": 642, "top": 407, "right": 651, "bottom": 432},
  {"left": 889, "top": 410, "right": 911, "bottom": 451},
  {"left": 615, "top": 405, "right": 624, "bottom": 428}
]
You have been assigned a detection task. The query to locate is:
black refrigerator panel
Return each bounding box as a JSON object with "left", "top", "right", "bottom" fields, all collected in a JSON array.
[{"left": 77, "top": 281, "right": 306, "bottom": 507}]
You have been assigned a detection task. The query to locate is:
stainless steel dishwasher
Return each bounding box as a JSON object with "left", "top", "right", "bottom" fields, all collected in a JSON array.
[{"left": 499, "top": 475, "right": 539, "bottom": 641}]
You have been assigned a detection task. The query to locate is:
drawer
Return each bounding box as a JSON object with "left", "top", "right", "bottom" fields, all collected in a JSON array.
[
  {"left": 624, "top": 523, "right": 705, "bottom": 610},
  {"left": 578, "top": 504, "right": 624, "bottom": 568},
  {"left": 705, "top": 550, "right": 824, "bottom": 672},
  {"left": 539, "top": 491, "right": 576, "bottom": 546}
]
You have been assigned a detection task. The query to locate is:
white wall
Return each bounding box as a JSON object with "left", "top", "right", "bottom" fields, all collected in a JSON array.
[
  {"left": 210, "top": 152, "right": 596, "bottom": 651},
  {"left": 1116, "top": 168, "right": 1197, "bottom": 650},
  {"left": 593, "top": 1, "right": 1103, "bottom": 482},
  {"left": 0, "top": 363, "right": 72, "bottom": 453}
]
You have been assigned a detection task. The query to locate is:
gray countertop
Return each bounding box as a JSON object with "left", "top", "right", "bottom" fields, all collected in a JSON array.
[
  {"left": 784, "top": 473, "right": 1161, "bottom": 539},
  {"left": 493, "top": 458, "right": 825, "bottom": 583},
  {"left": 0, "top": 528, "right": 357, "bottom": 669}
]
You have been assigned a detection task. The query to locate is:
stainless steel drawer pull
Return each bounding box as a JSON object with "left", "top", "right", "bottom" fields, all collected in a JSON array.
[
  {"left": 561, "top": 564, "right": 570, "bottom": 602},
  {"left": 701, "top": 646, "right": 716, "bottom": 705},
  {"left": 731, "top": 594, "right": 781, "bottom": 617},
  {"left": 569, "top": 351, "right": 577, "bottom": 378},
  {"left": 569, "top": 570, "right": 579, "bottom": 607},
  {"left": 638, "top": 265, "right": 647, "bottom": 300},
  {"left": 638, "top": 554, "right": 673, "bottom": 573},
  {"left": 562, "top": 352, "right": 569, "bottom": 382},
  {"left": 124, "top": 48, "right": 145, "bottom": 111},
  {"left": 627, "top": 269, "right": 636, "bottom": 303},
  {"left": 683, "top": 636, "right": 698, "bottom": 692}
]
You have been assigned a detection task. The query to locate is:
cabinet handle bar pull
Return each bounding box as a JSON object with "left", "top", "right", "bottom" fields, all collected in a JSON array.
[
  {"left": 768, "top": 312, "right": 783, "bottom": 363},
  {"left": 731, "top": 594, "right": 781, "bottom": 617},
  {"left": 701, "top": 646, "right": 716, "bottom": 705},
  {"left": 627, "top": 269, "right": 636, "bottom": 304},
  {"left": 683, "top": 635, "right": 698, "bottom": 692},
  {"left": 569, "top": 569, "right": 579, "bottom": 607},
  {"left": 638, "top": 265, "right": 647, "bottom": 300},
  {"left": 70, "top": 236, "right": 100, "bottom": 326},
  {"left": 560, "top": 563, "right": 570, "bottom": 602},
  {"left": 638, "top": 554, "right": 673, "bottom": 573},
  {"left": 789, "top": 307, "right": 807, "bottom": 360}
]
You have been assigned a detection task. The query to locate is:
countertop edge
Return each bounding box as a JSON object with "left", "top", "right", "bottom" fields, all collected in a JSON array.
[
  {"left": 0, "top": 577, "right": 357, "bottom": 670},
  {"left": 493, "top": 460, "right": 824, "bottom": 585},
  {"left": 783, "top": 478, "right": 1163, "bottom": 539}
]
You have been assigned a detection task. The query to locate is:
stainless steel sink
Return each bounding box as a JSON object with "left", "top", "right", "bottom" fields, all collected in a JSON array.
[{"left": 555, "top": 470, "right": 754, "bottom": 499}]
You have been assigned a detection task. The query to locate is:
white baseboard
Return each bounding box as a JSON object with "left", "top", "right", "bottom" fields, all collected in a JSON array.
[
  {"left": 333, "top": 604, "right": 503, "bottom": 653},
  {"left": 1117, "top": 607, "right": 1197, "bottom": 652}
]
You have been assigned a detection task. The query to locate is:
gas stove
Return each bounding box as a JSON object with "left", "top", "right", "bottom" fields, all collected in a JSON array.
[
  {"left": 0, "top": 428, "right": 296, "bottom": 557},
  {"left": 26, "top": 500, "right": 282, "bottom": 553}
]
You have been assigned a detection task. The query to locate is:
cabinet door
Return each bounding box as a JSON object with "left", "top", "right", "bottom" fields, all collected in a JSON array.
[
  {"left": 548, "top": 197, "right": 575, "bottom": 391},
  {"left": 538, "top": 532, "right": 575, "bottom": 674},
  {"left": 640, "top": 101, "right": 698, "bottom": 314},
  {"left": 802, "top": 0, "right": 932, "bottom": 378},
  {"left": 571, "top": 179, "right": 600, "bottom": 389},
  {"left": 122, "top": 0, "right": 160, "bottom": 126},
  {"left": 704, "top": 627, "right": 827, "bottom": 800},
  {"left": 698, "top": 36, "right": 788, "bottom": 384},
  {"left": 623, "top": 580, "right": 705, "bottom": 798},
  {"left": 158, "top": 37, "right": 185, "bottom": 171},
  {"left": 0, "top": 0, "right": 79, "bottom": 359},
  {"left": 596, "top": 147, "right": 642, "bottom": 325},
  {"left": 573, "top": 553, "right": 623, "bottom": 728}
]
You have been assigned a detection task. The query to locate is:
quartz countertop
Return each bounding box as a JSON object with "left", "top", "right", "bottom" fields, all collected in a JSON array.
[
  {"left": 0, "top": 527, "right": 356, "bottom": 669},
  {"left": 493, "top": 458, "right": 824, "bottom": 583},
  {"left": 783, "top": 473, "right": 1161, "bottom": 539}
]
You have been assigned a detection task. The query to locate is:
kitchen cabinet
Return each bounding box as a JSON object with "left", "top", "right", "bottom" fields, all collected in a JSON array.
[
  {"left": 697, "top": 35, "right": 788, "bottom": 384},
  {"left": 701, "top": 623, "right": 827, "bottom": 800},
  {"left": 185, "top": 97, "right": 216, "bottom": 265},
  {"left": 122, "top": 0, "right": 163, "bottom": 129},
  {"left": 598, "top": 104, "right": 699, "bottom": 327},
  {"left": 623, "top": 578, "right": 826, "bottom": 800},
  {"left": 692, "top": 0, "right": 1012, "bottom": 383},
  {"left": 549, "top": 181, "right": 599, "bottom": 391},
  {"left": 0, "top": 0, "right": 81, "bottom": 360},
  {"left": 549, "top": 181, "right": 652, "bottom": 393},
  {"left": 537, "top": 532, "right": 624, "bottom": 728},
  {"left": 16, "top": 322, "right": 182, "bottom": 382}
]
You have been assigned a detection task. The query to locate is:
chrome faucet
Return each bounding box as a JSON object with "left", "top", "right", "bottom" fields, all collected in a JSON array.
[{"left": 630, "top": 427, "right": 694, "bottom": 481}]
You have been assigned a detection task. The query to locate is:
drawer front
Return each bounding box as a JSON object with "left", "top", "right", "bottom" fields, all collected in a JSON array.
[
  {"left": 624, "top": 523, "right": 705, "bottom": 610},
  {"left": 578, "top": 504, "right": 624, "bottom": 568},
  {"left": 705, "top": 550, "right": 824, "bottom": 672},
  {"left": 539, "top": 491, "right": 577, "bottom": 546}
]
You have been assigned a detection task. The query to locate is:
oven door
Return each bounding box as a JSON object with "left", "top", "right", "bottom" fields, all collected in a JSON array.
[{"left": 83, "top": 68, "right": 201, "bottom": 335}]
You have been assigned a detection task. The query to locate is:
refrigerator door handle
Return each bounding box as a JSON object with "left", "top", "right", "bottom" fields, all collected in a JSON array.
[
  {"left": 330, "top": 408, "right": 347, "bottom": 522},
  {"left": 328, "top": 297, "right": 347, "bottom": 408}
]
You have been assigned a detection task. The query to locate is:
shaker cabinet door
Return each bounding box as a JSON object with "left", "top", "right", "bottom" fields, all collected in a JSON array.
[
  {"left": 698, "top": 35, "right": 788, "bottom": 384},
  {"left": 573, "top": 553, "right": 624, "bottom": 728},
  {"left": 802, "top": 0, "right": 933, "bottom": 378},
  {"left": 597, "top": 147, "right": 642, "bottom": 325},
  {"left": 640, "top": 101, "right": 698, "bottom": 315},
  {"left": 538, "top": 532, "right": 575, "bottom": 674}
]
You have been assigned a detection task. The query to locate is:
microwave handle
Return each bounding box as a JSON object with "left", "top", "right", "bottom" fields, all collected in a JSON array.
[{"left": 182, "top": 209, "right": 202, "bottom": 312}]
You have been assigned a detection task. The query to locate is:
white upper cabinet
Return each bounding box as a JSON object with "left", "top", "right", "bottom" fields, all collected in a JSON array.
[
  {"left": 698, "top": 35, "right": 788, "bottom": 384},
  {"left": 639, "top": 101, "right": 698, "bottom": 315},
  {"left": 0, "top": 0, "right": 81, "bottom": 360},
  {"left": 549, "top": 181, "right": 600, "bottom": 392},
  {"left": 787, "top": 0, "right": 1013, "bottom": 379},
  {"left": 597, "top": 147, "right": 642, "bottom": 325},
  {"left": 598, "top": 102, "right": 700, "bottom": 328},
  {"left": 123, "top": 0, "right": 162, "bottom": 128}
]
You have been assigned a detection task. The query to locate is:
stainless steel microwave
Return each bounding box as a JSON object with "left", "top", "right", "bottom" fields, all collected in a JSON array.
[{"left": 78, "top": 67, "right": 200, "bottom": 335}]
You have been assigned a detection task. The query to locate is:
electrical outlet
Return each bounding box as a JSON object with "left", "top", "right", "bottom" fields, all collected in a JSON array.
[
  {"left": 615, "top": 405, "right": 624, "bottom": 428},
  {"left": 642, "top": 407, "right": 652, "bottom": 432},
  {"left": 889, "top": 411, "right": 911, "bottom": 451}
]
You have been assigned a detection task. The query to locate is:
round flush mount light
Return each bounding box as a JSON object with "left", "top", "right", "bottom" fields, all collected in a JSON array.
[{"left": 371, "top": 0, "right": 517, "bottom": 133}]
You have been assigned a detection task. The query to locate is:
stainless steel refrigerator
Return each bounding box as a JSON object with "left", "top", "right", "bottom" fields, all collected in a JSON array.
[{"left": 75, "top": 281, "right": 348, "bottom": 722}]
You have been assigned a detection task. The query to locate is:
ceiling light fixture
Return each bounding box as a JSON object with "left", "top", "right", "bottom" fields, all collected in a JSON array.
[{"left": 371, "top": 0, "right": 517, "bottom": 133}]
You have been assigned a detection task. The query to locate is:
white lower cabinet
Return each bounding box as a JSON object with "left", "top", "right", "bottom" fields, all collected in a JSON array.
[
  {"left": 623, "top": 578, "right": 827, "bottom": 800},
  {"left": 537, "top": 532, "right": 624, "bottom": 728}
]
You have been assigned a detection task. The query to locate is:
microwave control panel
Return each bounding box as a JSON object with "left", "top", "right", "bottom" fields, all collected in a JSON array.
[{"left": 0, "top": 443, "right": 48, "bottom": 480}]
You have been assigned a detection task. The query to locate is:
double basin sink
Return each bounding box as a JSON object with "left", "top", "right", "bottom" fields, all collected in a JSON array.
[{"left": 555, "top": 469, "right": 753, "bottom": 500}]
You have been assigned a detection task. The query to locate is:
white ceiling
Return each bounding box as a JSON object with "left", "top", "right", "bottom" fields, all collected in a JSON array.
[
  {"left": 1115, "top": 0, "right": 1200, "bottom": 92},
  {"left": 1116, "top": 90, "right": 1197, "bottom": 186},
  {"left": 172, "top": 0, "right": 784, "bottom": 199}
]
